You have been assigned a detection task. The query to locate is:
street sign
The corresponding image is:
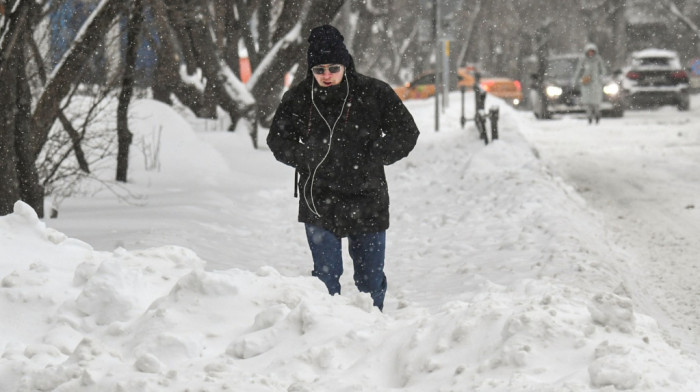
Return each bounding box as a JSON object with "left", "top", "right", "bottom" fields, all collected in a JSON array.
[{"left": 689, "top": 58, "right": 700, "bottom": 76}]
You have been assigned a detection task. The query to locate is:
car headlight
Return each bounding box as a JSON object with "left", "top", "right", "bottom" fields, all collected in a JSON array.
[
  {"left": 545, "top": 85, "right": 563, "bottom": 98},
  {"left": 603, "top": 82, "right": 620, "bottom": 96}
]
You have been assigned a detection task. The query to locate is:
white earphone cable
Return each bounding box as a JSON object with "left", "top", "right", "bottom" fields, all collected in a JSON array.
[{"left": 303, "top": 73, "right": 350, "bottom": 218}]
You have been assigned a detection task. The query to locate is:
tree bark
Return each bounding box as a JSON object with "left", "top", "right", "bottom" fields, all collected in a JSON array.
[
  {"left": 0, "top": 45, "right": 21, "bottom": 216},
  {"left": 14, "top": 41, "right": 44, "bottom": 217},
  {"left": 258, "top": 0, "right": 272, "bottom": 54},
  {"left": 117, "top": 0, "right": 144, "bottom": 183},
  {"left": 0, "top": 0, "right": 33, "bottom": 215},
  {"left": 0, "top": 0, "right": 31, "bottom": 75},
  {"left": 221, "top": 1, "right": 242, "bottom": 75},
  {"left": 0, "top": 1, "right": 44, "bottom": 217},
  {"left": 236, "top": 0, "right": 261, "bottom": 71}
]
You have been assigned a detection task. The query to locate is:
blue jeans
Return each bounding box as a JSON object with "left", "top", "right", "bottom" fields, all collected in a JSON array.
[{"left": 304, "top": 224, "right": 387, "bottom": 310}]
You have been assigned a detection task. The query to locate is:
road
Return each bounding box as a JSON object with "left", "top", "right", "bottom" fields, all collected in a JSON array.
[{"left": 518, "top": 97, "right": 700, "bottom": 358}]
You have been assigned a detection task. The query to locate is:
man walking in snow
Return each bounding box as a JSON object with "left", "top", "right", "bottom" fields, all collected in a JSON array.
[
  {"left": 574, "top": 43, "right": 607, "bottom": 124},
  {"left": 266, "top": 25, "right": 419, "bottom": 311}
]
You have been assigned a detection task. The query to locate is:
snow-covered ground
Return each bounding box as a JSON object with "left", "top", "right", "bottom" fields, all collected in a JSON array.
[
  {"left": 2, "top": 91, "right": 700, "bottom": 391},
  {"left": 518, "top": 99, "right": 700, "bottom": 360}
]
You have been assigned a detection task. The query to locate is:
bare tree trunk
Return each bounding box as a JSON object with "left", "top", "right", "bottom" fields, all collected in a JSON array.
[
  {"left": 0, "top": 1, "right": 44, "bottom": 217},
  {"left": 258, "top": 1, "right": 272, "bottom": 53},
  {"left": 15, "top": 40, "right": 44, "bottom": 217},
  {"left": 117, "top": 0, "right": 144, "bottom": 183},
  {"left": 217, "top": 0, "right": 241, "bottom": 74},
  {"left": 0, "top": 1, "right": 29, "bottom": 215},
  {"left": 236, "top": 0, "right": 261, "bottom": 70},
  {"left": 610, "top": 0, "right": 627, "bottom": 68},
  {"left": 0, "top": 47, "right": 22, "bottom": 216},
  {"left": 0, "top": 0, "right": 31, "bottom": 75}
]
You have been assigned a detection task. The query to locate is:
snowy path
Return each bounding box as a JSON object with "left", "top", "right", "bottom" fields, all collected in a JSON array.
[{"left": 518, "top": 98, "right": 700, "bottom": 358}]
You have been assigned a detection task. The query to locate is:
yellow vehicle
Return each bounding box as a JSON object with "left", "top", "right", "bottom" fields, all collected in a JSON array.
[
  {"left": 393, "top": 67, "right": 522, "bottom": 106},
  {"left": 478, "top": 77, "right": 522, "bottom": 106},
  {"left": 393, "top": 68, "right": 476, "bottom": 100}
]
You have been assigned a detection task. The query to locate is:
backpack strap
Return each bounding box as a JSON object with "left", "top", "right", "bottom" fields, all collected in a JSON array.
[{"left": 294, "top": 169, "right": 298, "bottom": 198}]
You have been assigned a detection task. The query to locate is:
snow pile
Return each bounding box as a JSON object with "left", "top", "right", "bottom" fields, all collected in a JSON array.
[
  {"left": 129, "top": 100, "right": 232, "bottom": 187},
  {"left": 2, "top": 96, "right": 700, "bottom": 391},
  {"left": 1, "top": 205, "right": 697, "bottom": 391}
]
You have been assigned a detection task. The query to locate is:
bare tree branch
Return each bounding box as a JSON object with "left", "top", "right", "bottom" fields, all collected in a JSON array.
[
  {"left": 659, "top": 0, "right": 700, "bottom": 40},
  {"left": 28, "top": 35, "right": 90, "bottom": 174},
  {"left": 31, "top": 0, "right": 126, "bottom": 160}
]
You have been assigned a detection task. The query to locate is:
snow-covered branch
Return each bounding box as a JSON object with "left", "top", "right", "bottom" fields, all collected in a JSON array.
[
  {"left": 220, "top": 62, "right": 256, "bottom": 107},
  {"left": 246, "top": 22, "right": 303, "bottom": 90}
]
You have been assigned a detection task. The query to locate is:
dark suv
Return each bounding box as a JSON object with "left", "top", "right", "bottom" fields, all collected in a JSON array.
[
  {"left": 620, "top": 49, "right": 690, "bottom": 111},
  {"left": 530, "top": 53, "right": 624, "bottom": 119}
]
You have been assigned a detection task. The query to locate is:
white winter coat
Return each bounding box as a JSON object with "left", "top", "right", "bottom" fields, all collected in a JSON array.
[{"left": 574, "top": 43, "right": 606, "bottom": 106}]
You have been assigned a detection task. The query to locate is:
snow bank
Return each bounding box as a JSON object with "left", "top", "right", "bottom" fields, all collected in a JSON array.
[
  {"left": 129, "top": 99, "right": 232, "bottom": 187},
  {"left": 3, "top": 193, "right": 700, "bottom": 390}
]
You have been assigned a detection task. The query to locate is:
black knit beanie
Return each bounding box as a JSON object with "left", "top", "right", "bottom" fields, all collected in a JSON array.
[{"left": 307, "top": 25, "right": 351, "bottom": 69}]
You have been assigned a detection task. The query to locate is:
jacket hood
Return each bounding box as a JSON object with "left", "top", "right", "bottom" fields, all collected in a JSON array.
[{"left": 584, "top": 43, "right": 598, "bottom": 54}]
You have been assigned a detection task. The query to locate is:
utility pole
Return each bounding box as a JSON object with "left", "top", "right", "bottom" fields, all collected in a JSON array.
[
  {"left": 443, "top": 39, "right": 450, "bottom": 109},
  {"left": 434, "top": 0, "right": 440, "bottom": 131},
  {"left": 535, "top": 20, "right": 551, "bottom": 119}
]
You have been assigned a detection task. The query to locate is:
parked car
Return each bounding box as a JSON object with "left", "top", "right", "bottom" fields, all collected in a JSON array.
[
  {"left": 393, "top": 67, "right": 522, "bottom": 107},
  {"left": 529, "top": 53, "right": 624, "bottom": 119},
  {"left": 478, "top": 75, "right": 523, "bottom": 107},
  {"left": 620, "top": 48, "right": 690, "bottom": 111}
]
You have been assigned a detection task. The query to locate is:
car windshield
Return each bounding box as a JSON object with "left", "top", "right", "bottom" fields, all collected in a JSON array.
[
  {"left": 546, "top": 58, "right": 579, "bottom": 79},
  {"left": 634, "top": 57, "right": 671, "bottom": 66}
]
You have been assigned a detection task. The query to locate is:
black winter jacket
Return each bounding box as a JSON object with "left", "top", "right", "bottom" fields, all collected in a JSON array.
[{"left": 267, "top": 64, "right": 419, "bottom": 237}]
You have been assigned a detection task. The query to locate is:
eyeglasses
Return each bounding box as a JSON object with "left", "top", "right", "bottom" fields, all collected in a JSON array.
[{"left": 312, "top": 64, "right": 343, "bottom": 75}]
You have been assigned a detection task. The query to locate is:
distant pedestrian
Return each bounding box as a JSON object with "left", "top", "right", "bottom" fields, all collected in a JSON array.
[
  {"left": 266, "top": 25, "right": 419, "bottom": 311},
  {"left": 575, "top": 43, "right": 606, "bottom": 124}
]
